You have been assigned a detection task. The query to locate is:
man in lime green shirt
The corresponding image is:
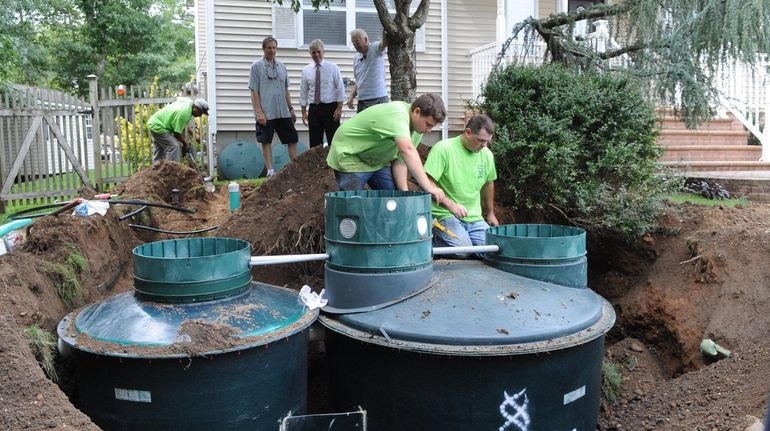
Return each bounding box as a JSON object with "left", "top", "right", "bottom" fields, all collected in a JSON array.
[
  {"left": 424, "top": 114, "right": 498, "bottom": 257},
  {"left": 326, "top": 93, "right": 446, "bottom": 204},
  {"left": 148, "top": 98, "right": 209, "bottom": 163}
]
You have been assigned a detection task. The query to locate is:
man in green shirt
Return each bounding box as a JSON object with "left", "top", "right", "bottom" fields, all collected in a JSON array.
[
  {"left": 148, "top": 98, "right": 209, "bottom": 163},
  {"left": 326, "top": 93, "right": 446, "bottom": 204},
  {"left": 424, "top": 114, "right": 498, "bottom": 257}
]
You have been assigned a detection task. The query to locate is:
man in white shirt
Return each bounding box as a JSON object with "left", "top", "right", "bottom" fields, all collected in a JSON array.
[{"left": 300, "top": 39, "right": 346, "bottom": 148}]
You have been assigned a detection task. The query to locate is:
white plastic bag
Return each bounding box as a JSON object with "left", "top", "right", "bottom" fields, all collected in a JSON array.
[{"left": 298, "top": 285, "right": 328, "bottom": 310}]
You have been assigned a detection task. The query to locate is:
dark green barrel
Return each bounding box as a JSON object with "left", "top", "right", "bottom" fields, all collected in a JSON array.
[
  {"left": 320, "top": 260, "right": 615, "bottom": 431},
  {"left": 324, "top": 190, "right": 434, "bottom": 313},
  {"left": 58, "top": 238, "right": 317, "bottom": 431},
  {"left": 485, "top": 224, "right": 588, "bottom": 289}
]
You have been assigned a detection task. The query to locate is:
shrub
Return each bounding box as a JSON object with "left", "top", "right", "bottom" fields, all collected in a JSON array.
[{"left": 474, "top": 64, "right": 677, "bottom": 239}]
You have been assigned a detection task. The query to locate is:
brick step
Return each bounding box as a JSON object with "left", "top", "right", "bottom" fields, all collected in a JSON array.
[
  {"left": 660, "top": 145, "right": 761, "bottom": 162},
  {"left": 656, "top": 117, "right": 746, "bottom": 132},
  {"left": 661, "top": 160, "right": 770, "bottom": 172},
  {"left": 657, "top": 129, "right": 749, "bottom": 146}
]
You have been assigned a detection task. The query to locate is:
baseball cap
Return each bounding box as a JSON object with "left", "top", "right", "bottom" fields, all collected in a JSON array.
[{"left": 193, "top": 98, "right": 209, "bottom": 114}]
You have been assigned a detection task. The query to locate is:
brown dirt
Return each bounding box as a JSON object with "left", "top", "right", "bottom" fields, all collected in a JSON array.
[{"left": 0, "top": 150, "right": 769, "bottom": 430}]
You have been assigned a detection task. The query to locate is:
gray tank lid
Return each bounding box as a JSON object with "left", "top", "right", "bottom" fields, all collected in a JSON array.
[
  {"left": 321, "top": 260, "right": 614, "bottom": 355},
  {"left": 58, "top": 282, "right": 317, "bottom": 358}
]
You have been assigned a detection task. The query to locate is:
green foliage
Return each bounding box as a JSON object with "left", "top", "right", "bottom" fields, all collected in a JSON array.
[
  {"left": 475, "top": 64, "right": 676, "bottom": 239},
  {"left": 23, "top": 325, "right": 58, "bottom": 382},
  {"left": 117, "top": 77, "right": 164, "bottom": 170},
  {"left": 1, "top": 0, "right": 195, "bottom": 96},
  {"left": 601, "top": 360, "right": 622, "bottom": 403}
]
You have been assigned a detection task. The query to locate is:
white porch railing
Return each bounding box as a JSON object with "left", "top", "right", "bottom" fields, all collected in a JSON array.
[
  {"left": 716, "top": 55, "right": 770, "bottom": 159},
  {"left": 470, "top": 22, "right": 770, "bottom": 159}
]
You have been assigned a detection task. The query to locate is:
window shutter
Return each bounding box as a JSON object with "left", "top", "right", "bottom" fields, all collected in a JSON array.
[{"left": 273, "top": 3, "right": 298, "bottom": 48}]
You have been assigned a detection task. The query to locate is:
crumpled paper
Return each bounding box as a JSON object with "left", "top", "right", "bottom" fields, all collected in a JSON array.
[
  {"left": 298, "top": 285, "right": 328, "bottom": 310},
  {"left": 73, "top": 200, "right": 110, "bottom": 217}
]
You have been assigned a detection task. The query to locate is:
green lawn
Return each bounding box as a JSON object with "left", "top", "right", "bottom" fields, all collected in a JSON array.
[{"left": 666, "top": 192, "right": 748, "bottom": 207}]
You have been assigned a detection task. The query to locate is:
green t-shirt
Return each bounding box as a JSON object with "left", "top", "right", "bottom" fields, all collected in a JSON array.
[
  {"left": 147, "top": 98, "right": 194, "bottom": 134},
  {"left": 424, "top": 135, "right": 497, "bottom": 222},
  {"left": 326, "top": 101, "right": 423, "bottom": 172}
]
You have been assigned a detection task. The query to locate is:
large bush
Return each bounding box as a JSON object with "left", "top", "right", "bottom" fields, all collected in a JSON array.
[{"left": 475, "top": 64, "right": 676, "bottom": 239}]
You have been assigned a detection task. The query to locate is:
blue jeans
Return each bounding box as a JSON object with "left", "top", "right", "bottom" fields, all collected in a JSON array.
[
  {"left": 432, "top": 216, "right": 490, "bottom": 259},
  {"left": 334, "top": 166, "right": 395, "bottom": 191}
]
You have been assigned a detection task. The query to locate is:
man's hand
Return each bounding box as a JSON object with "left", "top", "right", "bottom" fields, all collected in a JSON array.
[
  {"left": 290, "top": 108, "right": 297, "bottom": 123},
  {"left": 256, "top": 112, "right": 267, "bottom": 126},
  {"left": 444, "top": 200, "right": 468, "bottom": 219},
  {"left": 347, "top": 97, "right": 355, "bottom": 110},
  {"left": 485, "top": 212, "right": 500, "bottom": 227},
  {"left": 302, "top": 111, "right": 308, "bottom": 126},
  {"left": 333, "top": 106, "right": 343, "bottom": 121},
  {"left": 429, "top": 186, "right": 446, "bottom": 206}
]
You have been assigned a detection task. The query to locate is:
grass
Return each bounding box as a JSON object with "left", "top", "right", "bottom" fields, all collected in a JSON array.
[
  {"left": 40, "top": 243, "right": 89, "bottom": 307},
  {"left": 601, "top": 360, "right": 623, "bottom": 403},
  {"left": 666, "top": 192, "right": 748, "bottom": 207},
  {"left": 23, "top": 325, "right": 58, "bottom": 382}
]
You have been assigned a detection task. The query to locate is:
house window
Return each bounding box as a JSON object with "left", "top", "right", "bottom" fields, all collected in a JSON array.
[
  {"left": 275, "top": 0, "right": 423, "bottom": 51},
  {"left": 302, "top": 0, "right": 348, "bottom": 46}
]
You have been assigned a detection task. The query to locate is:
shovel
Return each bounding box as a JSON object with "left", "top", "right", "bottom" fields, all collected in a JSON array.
[{"left": 186, "top": 147, "right": 215, "bottom": 192}]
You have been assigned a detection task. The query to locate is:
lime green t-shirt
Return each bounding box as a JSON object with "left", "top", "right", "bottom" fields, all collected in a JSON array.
[
  {"left": 424, "top": 135, "right": 497, "bottom": 222},
  {"left": 326, "top": 101, "right": 423, "bottom": 172},
  {"left": 147, "top": 98, "right": 194, "bottom": 134}
]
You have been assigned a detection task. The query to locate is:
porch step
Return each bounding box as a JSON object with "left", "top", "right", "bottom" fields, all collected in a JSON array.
[
  {"left": 660, "top": 160, "right": 770, "bottom": 172},
  {"left": 656, "top": 116, "right": 746, "bottom": 132},
  {"left": 660, "top": 145, "right": 761, "bottom": 162},
  {"left": 657, "top": 129, "right": 749, "bottom": 146}
]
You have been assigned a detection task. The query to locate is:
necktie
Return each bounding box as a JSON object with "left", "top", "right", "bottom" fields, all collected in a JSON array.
[{"left": 314, "top": 64, "right": 321, "bottom": 104}]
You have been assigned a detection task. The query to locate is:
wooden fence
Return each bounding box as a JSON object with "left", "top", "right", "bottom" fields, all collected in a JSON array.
[{"left": 0, "top": 76, "right": 209, "bottom": 210}]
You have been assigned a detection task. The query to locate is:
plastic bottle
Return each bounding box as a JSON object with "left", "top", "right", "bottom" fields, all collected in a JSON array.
[{"left": 228, "top": 182, "right": 240, "bottom": 213}]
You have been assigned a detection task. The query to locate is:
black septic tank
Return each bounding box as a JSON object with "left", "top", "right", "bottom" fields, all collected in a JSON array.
[
  {"left": 57, "top": 238, "right": 317, "bottom": 431},
  {"left": 320, "top": 221, "right": 614, "bottom": 431}
]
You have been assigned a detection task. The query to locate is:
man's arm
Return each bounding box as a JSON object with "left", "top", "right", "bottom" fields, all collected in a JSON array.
[
  {"left": 426, "top": 175, "right": 468, "bottom": 219},
  {"left": 299, "top": 67, "right": 309, "bottom": 125},
  {"left": 394, "top": 137, "right": 445, "bottom": 204},
  {"left": 347, "top": 83, "right": 358, "bottom": 109},
  {"left": 379, "top": 31, "right": 388, "bottom": 51},
  {"left": 284, "top": 87, "right": 296, "bottom": 123},
  {"left": 481, "top": 181, "right": 499, "bottom": 226},
  {"left": 250, "top": 90, "right": 266, "bottom": 126}
]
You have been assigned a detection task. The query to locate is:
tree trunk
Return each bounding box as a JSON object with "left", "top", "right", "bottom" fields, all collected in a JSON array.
[{"left": 386, "top": 32, "right": 417, "bottom": 102}]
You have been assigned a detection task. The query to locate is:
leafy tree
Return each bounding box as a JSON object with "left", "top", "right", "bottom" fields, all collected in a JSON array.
[
  {"left": 280, "top": 0, "right": 429, "bottom": 101},
  {"left": 1, "top": 0, "right": 195, "bottom": 97},
  {"left": 507, "top": 0, "right": 770, "bottom": 126}
]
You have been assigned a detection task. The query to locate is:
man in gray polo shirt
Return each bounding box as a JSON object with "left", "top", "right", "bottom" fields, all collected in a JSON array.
[
  {"left": 347, "top": 29, "right": 388, "bottom": 113},
  {"left": 248, "top": 36, "right": 299, "bottom": 178}
]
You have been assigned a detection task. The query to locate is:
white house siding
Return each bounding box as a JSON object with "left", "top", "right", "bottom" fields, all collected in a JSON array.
[
  {"left": 446, "top": 0, "right": 496, "bottom": 131},
  {"left": 200, "top": 0, "right": 500, "bottom": 148}
]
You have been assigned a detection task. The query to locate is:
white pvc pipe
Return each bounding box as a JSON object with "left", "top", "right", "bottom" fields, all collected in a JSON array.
[
  {"left": 249, "top": 253, "right": 330, "bottom": 266},
  {"left": 248, "top": 245, "right": 501, "bottom": 266},
  {"left": 432, "top": 245, "right": 500, "bottom": 255}
]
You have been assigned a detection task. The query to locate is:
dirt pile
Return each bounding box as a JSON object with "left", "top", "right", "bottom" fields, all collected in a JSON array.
[{"left": 217, "top": 146, "right": 337, "bottom": 288}]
